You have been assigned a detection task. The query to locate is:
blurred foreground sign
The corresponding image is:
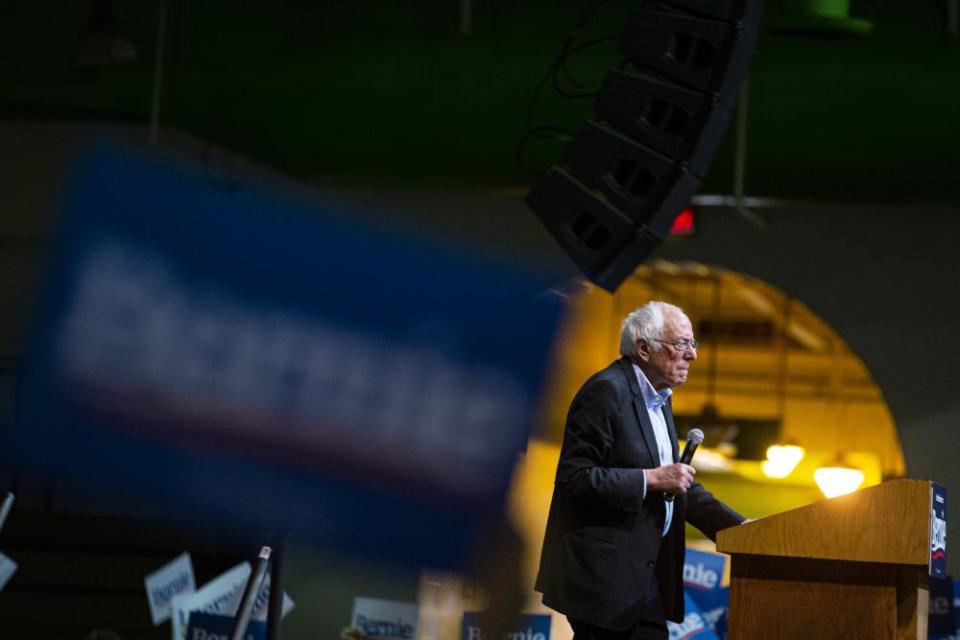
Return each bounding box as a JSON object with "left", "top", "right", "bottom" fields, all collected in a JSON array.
[{"left": 13, "top": 144, "right": 562, "bottom": 566}]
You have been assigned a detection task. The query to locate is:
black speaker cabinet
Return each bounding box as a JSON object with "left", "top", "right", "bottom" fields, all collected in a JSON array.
[{"left": 527, "top": 0, "right": 764, "bottom": 292}]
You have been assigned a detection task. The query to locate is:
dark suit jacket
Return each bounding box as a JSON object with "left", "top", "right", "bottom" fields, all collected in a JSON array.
[{"left": 535, "top": 357, "right": 743, "bottom": 629}]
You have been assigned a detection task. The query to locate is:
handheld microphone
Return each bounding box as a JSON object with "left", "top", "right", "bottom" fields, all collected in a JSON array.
[
  {"left": 665, "top": 428, "right": 704, "bottom": 502},
  {"left": 678, "top": 428, "right": 704, "bottom": 465}
]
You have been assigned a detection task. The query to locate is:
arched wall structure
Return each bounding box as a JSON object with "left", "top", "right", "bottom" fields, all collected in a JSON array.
[{"left": 655, "top": 203, "right": 960, "bottom": 574}]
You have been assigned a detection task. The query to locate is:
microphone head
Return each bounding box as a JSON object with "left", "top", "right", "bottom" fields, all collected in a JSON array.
[{"left": 686, "top": 428, "right": 704, "bottom": 446}]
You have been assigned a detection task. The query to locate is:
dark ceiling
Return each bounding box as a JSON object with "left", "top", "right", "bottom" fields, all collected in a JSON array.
[{"left": 2, "top": 1, "right": 958, "bottom": 199}]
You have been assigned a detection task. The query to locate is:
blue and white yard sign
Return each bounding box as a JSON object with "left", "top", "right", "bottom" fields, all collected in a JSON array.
[
  {"left": 461, "top": 612, "right": 551, "bottom": 640},
  {"left": 144, "top": 552, "right": 195, "bottom": 625},
  {"left": 351, "top": 597, "right": 418, "bottom": 640},
  {"left": 11, "top": 144, "right": 563, "bottom": 567}
]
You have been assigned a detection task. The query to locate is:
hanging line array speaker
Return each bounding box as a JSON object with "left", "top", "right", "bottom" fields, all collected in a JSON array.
[{"left": 527, "top": 0, "right": 764, "bottom": 291}]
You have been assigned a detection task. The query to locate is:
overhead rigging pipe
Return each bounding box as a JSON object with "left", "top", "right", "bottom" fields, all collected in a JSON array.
[{"left": 150, "top": 0, "right": 167, "bottom": 143}]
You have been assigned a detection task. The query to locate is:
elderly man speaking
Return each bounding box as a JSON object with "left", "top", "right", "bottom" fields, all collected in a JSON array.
[{"left": 535, "top": 301, "right": 744, "bottom": 640}]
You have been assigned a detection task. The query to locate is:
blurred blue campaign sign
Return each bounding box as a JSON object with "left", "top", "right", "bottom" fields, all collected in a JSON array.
[
  {"left": 952, "top": 578, "right": 960, "bottom": 638},
  {"left": 954, "top": 578, "right": 960, "bottom": 638},
  {"left": 667, "top": 593, "right": 718, "bottom": 640},
  {"left": 930, "top": 576, "right": 956, "bottom": 640},
  {"left": 187, "top": 612, "right": 265, "bottom": 640},
  {"left": 682, "top": 548, "right": 728, "bottom": 637},
  {"left": 710, "top": 605, "right": 728, "bottom": 640},
  {"left": 682, "top": 548, "right": 725, "bottom": 594},
  {"left": 687, "top": 587, "right": 727, "bottom": 637},
  {"left": 931, "top": 483, "right": 948, "bottom": 578},
  {"left": 461, "top": 612, "right": 551, "bottom": 640},
  {"left": 683, "top": 547, "right": 727, "bottom": 592},
  {"left": 12, "top": 144, "right": 563, "bottom": 566}
]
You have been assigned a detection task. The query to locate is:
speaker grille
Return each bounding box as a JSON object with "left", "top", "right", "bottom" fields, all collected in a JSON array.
[
  {"left": 612, "top": 158, "right": 658, "bottom": 198},
  {"left": 644, "top": 100, "right": 692, "bottom": 137},
  {"left": 569, "top": 211, "right": 614, "bottom": 253}
]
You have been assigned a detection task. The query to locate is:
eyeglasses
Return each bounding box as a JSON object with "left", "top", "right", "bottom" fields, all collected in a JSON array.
[{"left": 655, "top": 338, "right": 699, "bottom": 352}]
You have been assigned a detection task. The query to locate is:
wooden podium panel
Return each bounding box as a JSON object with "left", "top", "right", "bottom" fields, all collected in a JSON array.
[
  {"left": 717, "top": 480, "right": 934, "bottom": 640},
  {"left": 718, "top": 480, "right": 931, "bottom": 565},
  {"left": 727, "top": 555, "right": 927, "bottom": 640}
]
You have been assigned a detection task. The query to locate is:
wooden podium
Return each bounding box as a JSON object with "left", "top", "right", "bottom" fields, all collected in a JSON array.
[{"left": 716, "top": 479, "right": 938, "bottom": 639}]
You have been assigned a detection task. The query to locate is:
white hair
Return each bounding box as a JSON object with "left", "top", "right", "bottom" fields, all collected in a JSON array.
[{"left": 619, "top": 301, "right": 686, "bottom": 357}]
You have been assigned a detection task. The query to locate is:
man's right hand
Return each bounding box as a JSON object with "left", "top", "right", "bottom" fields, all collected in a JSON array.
[{"left": 644, "top": 463, "right": 696, "bottom": 495}]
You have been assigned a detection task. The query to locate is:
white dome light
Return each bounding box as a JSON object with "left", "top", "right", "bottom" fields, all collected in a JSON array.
[
  {"left": 814, "top": 465, "right": 865, "bottom": 499},
  {"left": 761, "top": 444, "right": 805, "bottom": 478}
]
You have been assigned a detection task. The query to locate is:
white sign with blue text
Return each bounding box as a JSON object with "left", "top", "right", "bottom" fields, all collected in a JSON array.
[
  {"left": 461, "top": 612, "right": 551, "bottom": 640},
  {"left": 351, "top": 597, "right": 419, "bottom": 640},
  {"left": 171, "top": 563, "right": 251, "bottom": 640},
  {"left": 145, "top": 552, "right": 196, "bottom": 625},
  {"left": 171, "top": 562, "right": 294, "bottom": 640}
]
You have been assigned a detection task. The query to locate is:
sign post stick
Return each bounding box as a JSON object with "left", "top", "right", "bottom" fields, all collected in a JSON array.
[
  {"left": 266, "top": 533, "right": 287, "bottom": 640},
  {"left": 229, "top": 546, "right": 272, "bottom": 640},
  {"left": 0, "top": 493, "right": 14, "bottom": 535}
]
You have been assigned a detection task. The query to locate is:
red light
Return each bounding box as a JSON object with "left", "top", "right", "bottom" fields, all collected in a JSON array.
[{"left": 670, "top": 206, "right": 696, "bottom": 236}]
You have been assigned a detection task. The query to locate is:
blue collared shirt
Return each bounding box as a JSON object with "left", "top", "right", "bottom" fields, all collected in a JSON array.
[{"left": 633, "top": 363, "right": 675, "bottom": 537}]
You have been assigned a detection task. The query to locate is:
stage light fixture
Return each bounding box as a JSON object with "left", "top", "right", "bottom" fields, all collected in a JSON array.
[
  {"left": 761, "top": 443, "right": 805, "bottom": 478},
  {"left": 814, "top": 459, "right": 865, "bottom": 499}
]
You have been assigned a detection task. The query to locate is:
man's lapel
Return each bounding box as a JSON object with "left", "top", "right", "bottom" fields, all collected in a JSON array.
[
  {"left": 617, "top": 357, "right": 658, "bottom": 461},
  {"left": 664, "top": 396, "right": 680, "bottom": 462}
]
